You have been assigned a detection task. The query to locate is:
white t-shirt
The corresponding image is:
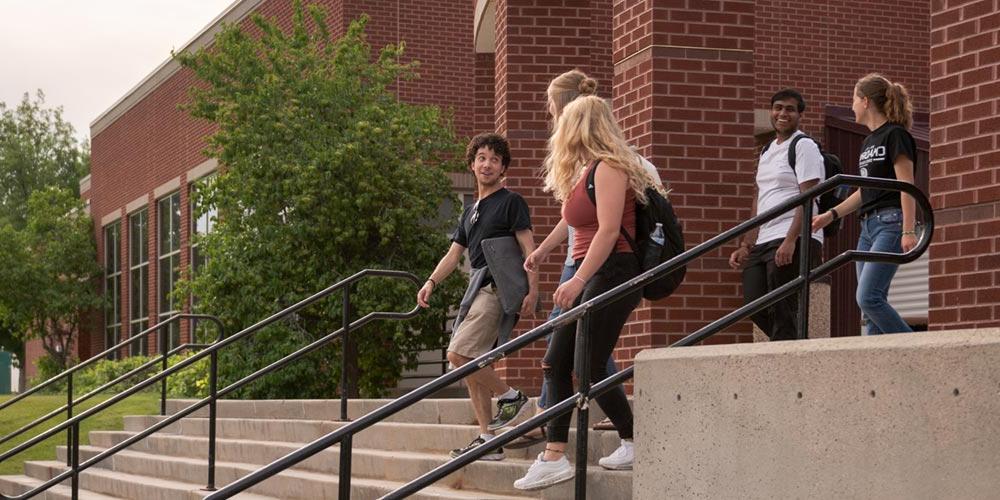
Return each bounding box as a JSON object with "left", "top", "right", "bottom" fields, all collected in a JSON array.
[{"left": 755, "top": 131, "right": 825, "bottom": 245}]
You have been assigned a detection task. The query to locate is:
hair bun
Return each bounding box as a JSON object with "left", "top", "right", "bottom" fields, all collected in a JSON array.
[{"left": 578, "top": 77, "right": 597, "bottom": 95}]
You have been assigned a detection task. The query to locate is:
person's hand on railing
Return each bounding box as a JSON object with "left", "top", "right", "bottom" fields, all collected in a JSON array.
[
  {"left": 901, "top": 232, "right": 918, "bottom": 253},
  {"left": 812, "top": 211, "right": 834, "bottom": 233},
  {"left": 416, "top": 280, "right": 434, "bottom": 308}
]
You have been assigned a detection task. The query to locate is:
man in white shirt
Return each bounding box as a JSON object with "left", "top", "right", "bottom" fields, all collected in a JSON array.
[{"left": 728, "top": 89, "right": 824, "bottom": 341}]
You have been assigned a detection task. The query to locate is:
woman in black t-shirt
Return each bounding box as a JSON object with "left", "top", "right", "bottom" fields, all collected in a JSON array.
[{"left": 813, "top": 73, "right": 917, "bottom": 335}]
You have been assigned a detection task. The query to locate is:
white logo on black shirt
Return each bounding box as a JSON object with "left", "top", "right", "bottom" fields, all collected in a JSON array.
[{"left": 858, "top": 145, "right": 886, "bottom": 176}]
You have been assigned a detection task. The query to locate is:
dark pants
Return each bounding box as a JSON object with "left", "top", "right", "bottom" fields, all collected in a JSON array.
[
  {"left": 544, "top": 253, "right": 642, "bottom": 443},
  {"left": 741, "top": 238, "right": 822, "bottom": 341}
]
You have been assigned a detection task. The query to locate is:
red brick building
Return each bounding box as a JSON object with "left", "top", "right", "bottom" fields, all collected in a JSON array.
[{"left": 24, "top": 0, "right": 1000, "bottom": 391}]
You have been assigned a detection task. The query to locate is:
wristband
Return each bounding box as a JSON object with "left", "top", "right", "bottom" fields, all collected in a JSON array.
[
  {"left": 426, "top": 277, "right": 437, "bottom": 287},
  {"left": 571, "top": 274, "right": 588, "bottom": 286},
  {"left": 829, "top": 208, "right": 840, "bottom": 221},
  {"left": 902, "top": 230, "right": 917, "bottom": 236}
]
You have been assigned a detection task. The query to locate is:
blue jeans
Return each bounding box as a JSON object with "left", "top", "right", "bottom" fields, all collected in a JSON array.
[
  {"left": 537, "top": 263, "right": 621, "bottom": 409},
  {"left": 856, "top": 208, "right": 913, "bottom": 335}
]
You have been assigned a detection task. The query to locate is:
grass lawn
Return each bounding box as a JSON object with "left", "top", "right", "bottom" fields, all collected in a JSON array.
[{"left": 0, "top": 392, "right": 160, "bottom": 476}]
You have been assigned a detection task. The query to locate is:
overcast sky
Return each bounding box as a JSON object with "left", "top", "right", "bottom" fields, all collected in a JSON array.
[{"left": 1, "top": 0, "right": 235, "bottom": 142}]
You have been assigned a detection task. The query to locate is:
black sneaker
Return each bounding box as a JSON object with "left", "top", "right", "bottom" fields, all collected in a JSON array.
[
  {"left": 487, "top": 390, "right": 529, "bottom": 431},
  {"left": 449, "top": 436, "right": 504, "bottom": 461}
]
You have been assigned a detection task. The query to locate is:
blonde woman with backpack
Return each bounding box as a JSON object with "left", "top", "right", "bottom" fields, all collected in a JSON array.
[{"left": 517, "top": 92, "right": 661, "bottom": 490}]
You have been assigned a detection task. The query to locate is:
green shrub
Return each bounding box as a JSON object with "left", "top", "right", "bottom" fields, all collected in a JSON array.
[
  {"left": 28, "top": 350, "right": 210, "bottom": 399},
  {"left": 30, "top": 354, "right": 75, "bottom": 393}
]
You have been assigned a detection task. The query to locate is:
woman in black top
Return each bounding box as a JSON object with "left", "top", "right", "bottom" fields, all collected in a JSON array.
[{"left": 813, "top": 73, "right": 917, "bottom": 334}]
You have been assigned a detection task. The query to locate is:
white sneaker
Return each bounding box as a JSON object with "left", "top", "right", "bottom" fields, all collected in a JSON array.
[
  {"left": 598, "top": 439, "right": 634, "bottom": 470},
  {"left": 513, "top": 452, "right": 574, "bottom": 491}
]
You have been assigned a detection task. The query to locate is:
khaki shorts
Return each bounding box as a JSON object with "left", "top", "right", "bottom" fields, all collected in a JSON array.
[{"left": 448, "top": 286, "right": 503, "bottom": 361}]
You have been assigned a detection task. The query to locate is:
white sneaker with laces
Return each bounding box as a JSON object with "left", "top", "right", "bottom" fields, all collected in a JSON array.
[
  {"left": 513, "top": 452, "right": 574, "bottom": 491},
  {"left": 598, "top": 439, "right": 634, "bottom": 470}
]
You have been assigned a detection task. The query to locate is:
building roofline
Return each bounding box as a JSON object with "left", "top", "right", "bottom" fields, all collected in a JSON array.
[{"left": 89, "top": 0, "right": 266, "bottom": 138}]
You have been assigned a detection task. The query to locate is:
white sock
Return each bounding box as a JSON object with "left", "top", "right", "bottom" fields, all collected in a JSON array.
[
  {"left": 480, "top": 433, "right": 495, "bottom": 441},
  {"left": 500, "top": 387, "right": 518, "bottom": 400}
]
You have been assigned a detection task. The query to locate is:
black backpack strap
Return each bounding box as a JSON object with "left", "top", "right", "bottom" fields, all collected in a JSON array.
[
  {"left": 787, "top": 133, "right": 823, "bottom": 172},
  {"left": 585, "top": 161, "right": 640, "bottom": 256}
]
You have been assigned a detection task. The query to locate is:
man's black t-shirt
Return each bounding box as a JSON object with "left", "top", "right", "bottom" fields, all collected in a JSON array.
[
  {"left": 452, "top": 188, "right": 531, "bottom": 269},
  {"left": 858, "top": 122, "right": 917, "bottom": 215}
]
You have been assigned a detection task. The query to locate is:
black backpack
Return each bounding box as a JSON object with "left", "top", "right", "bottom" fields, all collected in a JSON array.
[
  {"left": 586, "top": 162, "right": 686, "bottom": 300},
  {"left": 762, "top": 134, "right": 845, "bottom": 237}
]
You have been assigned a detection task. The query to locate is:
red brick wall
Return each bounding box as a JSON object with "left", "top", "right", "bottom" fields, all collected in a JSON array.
[
  {"left": 612, "top": 0, "right": 757, "bottom": 360},
  {"left": 475, "top": 52, "right": 496, "bottom": 133},
  {"left": 754, "top": 0, "right": 930, "bottom": 136},
  {"left": 343, "top": 0, "right": 476, "bottom": 139},
  {"left": 494, "top": 0, "right": 615, "bottom": 391},
  {"left": 928, "top": 1, "right": 1000, "bottom": 329}
]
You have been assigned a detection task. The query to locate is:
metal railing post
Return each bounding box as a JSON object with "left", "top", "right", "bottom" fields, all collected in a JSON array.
[
  {"left": 797, "top": 200, "right": 814, "bottom": 339},
  {"left": 573, "top": 312, "right": 592, "bottom": 499},
  {"left": 206, "top": 337, "right": 219, "bottom": 491},
  {"left": 160, "top": 322, "right": 169, "bottom": 416},
  {"left": 65, "top": 373, "right": 73, "bottom": 467},
  {"left": 71, "top": 421, "right": 80, "bottom": 499},
  {"left": 339, "top": 287, "right": 353, "bottom": 500}
]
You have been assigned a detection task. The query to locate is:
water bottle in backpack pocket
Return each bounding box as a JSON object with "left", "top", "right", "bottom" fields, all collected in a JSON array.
[{"left": 586, "top": 163, "right": 686, "bottom": 300}]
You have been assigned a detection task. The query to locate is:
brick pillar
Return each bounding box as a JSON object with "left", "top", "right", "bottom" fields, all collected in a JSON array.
[
  {"left": 494, "top": 0, "right": 614, "bottom": 392},
  {"left": 475, "top": 52, "right": 496, "bottom": 133},
  {"left": 929, "top": 1, "right": 1000, "bottom": 329},
  {"left": 612, "top": 0, "right": 757, "bottom": 360}
]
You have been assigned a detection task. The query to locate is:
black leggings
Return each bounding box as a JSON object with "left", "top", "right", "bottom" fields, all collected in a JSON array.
[{"left": 544, "top": 252, "right": 642, "bottom": 443}]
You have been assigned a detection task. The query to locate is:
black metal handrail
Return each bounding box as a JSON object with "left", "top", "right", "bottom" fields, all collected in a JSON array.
[
  {"left": 0, "top": 314, "right": 223, "bottom": 469},
  {"left": 0, "top": 313, "right": 222, "bottom": 415},
  {"left": 0, "top": 269, "right": 421, "bottom": 500},
  {"left": 205, "top": 174, "right": 933, "bottom": 500}
]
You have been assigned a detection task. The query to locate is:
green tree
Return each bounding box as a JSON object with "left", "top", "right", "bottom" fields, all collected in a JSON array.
[
  {"left": 175, "top": 3, "right": 465, "bottom": 398},
  {"left": 0, "top": 188, "right": 103, "bottom": 372},
  {"left": 0, "top": 90, "right": 90, "bottom": 230}
]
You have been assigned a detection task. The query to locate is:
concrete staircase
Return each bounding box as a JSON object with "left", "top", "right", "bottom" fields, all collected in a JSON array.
[{"left": 0, "top": 399, "right": 633, "bottom": 499}]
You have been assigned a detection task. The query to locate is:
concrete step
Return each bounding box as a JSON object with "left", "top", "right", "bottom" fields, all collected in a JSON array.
[
  {"left": 64, "top": 435, "right": 630, "bottom": 499},
  {"left": 42, "top": 451, "right": 535, "bottom": 500},
  {"left": 20, "top": 461, "right": 275, "bottom": 500},
  {"left": 116, "top": 416, "right": 625, "bottom": 463},
  {"left": 164, "top": 397, "right": 617, "bottom": 427},
  {"left": 0, "top": 474, "right": 121, "bottom": 499}
]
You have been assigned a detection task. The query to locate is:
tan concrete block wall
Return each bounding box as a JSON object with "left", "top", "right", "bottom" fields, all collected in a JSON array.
[{"left": 634, "top": 328, "right": 1000, "bottom": 499}]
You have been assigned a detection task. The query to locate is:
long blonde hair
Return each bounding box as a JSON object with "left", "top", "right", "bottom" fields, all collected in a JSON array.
[{"left": 543, "top": 95, "right": 660, "bottom": 203}]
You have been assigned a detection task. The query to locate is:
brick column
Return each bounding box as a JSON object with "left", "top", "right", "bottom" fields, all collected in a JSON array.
[
  {"left": 929, "top": 1, "right": 1000, "bottom": 329},
  {"left": 494, "top": 0, "right": 614, "bottom": 391},
  {"left": 475, "top": 52, "right": 496, "bottom": 133},
  {"left": 612, "top": 0, "right": 757, "bottom": 360}
]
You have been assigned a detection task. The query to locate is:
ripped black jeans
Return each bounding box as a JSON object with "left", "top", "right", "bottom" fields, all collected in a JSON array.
[{"left": 544, "top": 252, "right": 642, "bottom": 443}]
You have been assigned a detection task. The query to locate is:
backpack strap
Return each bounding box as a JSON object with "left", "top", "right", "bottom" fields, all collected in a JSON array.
[
  {"left": 585, "top": 161, "right": 640, "bottom": 256},
  {"left": 787, "top": 133, "right": 821, "bottom": 172}
]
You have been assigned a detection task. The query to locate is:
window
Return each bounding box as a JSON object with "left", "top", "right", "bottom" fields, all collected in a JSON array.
[
  {"left": 129, "top": 208, "right": 149, "bottom": 356},
  {"left": 104, "top": 221, "right": 122, "bottom": 360},
  {"left": 157, "top": 192, "right": 181, "bottom": 350}
]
